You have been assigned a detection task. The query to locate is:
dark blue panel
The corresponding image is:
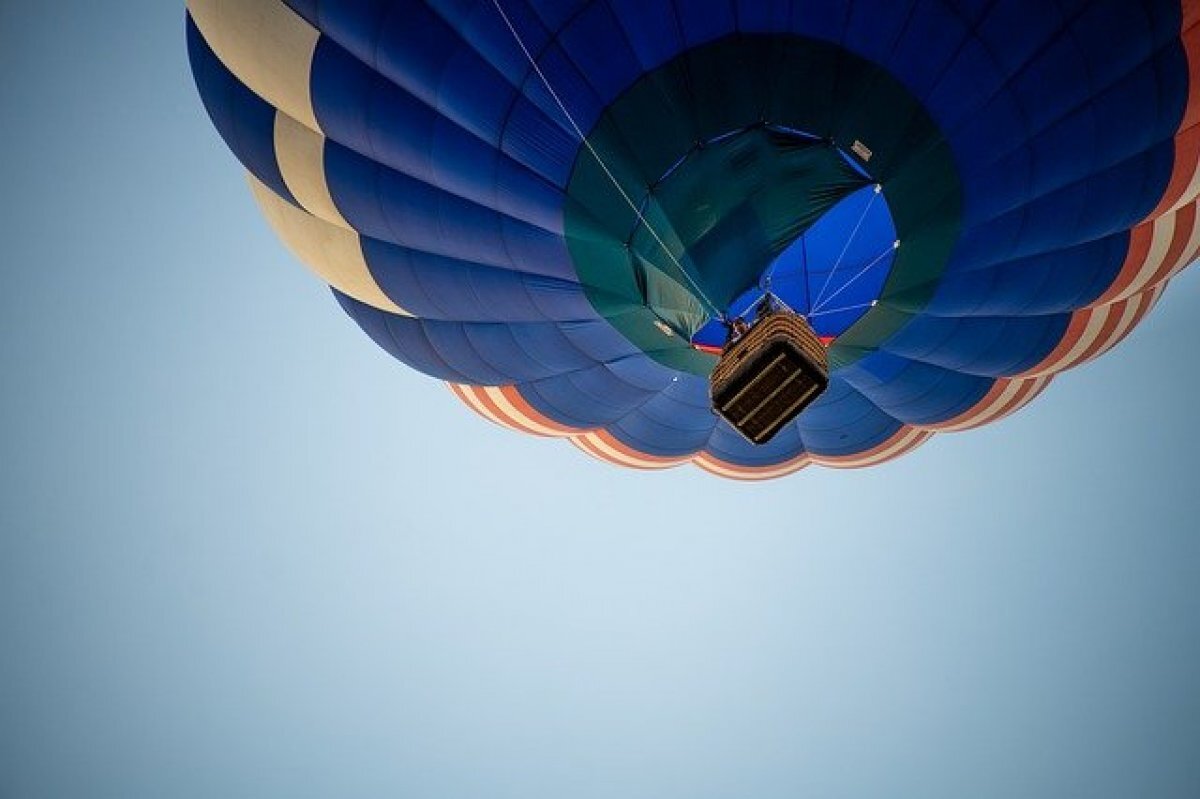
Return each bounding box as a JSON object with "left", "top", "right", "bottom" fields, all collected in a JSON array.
[
  {"left": 186, "top": 16, "right": 296, "bottom": 207},
  {"left": 322, "top": 138, "right": 577, "bottom": 280},
  {"left": 359, "top": 236, "right": 602, "bottom": 322},
  {"left": 840, "top": 352, "right": 994, "bottom": 425},
  {"left": 880, "top": 313, "right": 1072, "bottom": 377}
]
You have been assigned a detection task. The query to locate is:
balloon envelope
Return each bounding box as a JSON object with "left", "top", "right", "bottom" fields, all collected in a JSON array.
[{"left": 187, "top": 0, "right": 1200, "bottom": 478}]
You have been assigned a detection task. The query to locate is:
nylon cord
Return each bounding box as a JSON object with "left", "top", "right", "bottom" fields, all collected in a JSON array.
[
  {"left": 489, "top": 0, "right": 725, "bottom": 322},
  {"left": 811, "top": 184, "right": 880, "bottom": 309}
]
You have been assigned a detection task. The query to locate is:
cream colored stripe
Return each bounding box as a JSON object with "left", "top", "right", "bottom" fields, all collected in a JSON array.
[
  {"left": 572, "top": 432, "right": 685, "bottom": 470},
  {"left": 568, "top": 436, "right": 623, "bottom": 467},
  {"left": 1168, "top": 151, "right": 1200, "bottom": 214},
  {"left": 694, "top": 455, "right": 810, "bottom": 480},
  {"left": 1165, "top": 215, "right": 1200, "bottom": 280},
  {"left": 274, "top": 112, "right": 351, "bottom": 229},
  {"left": 483, "top": 387, "right": 576, "bottom": 438},
  {"left": 1034, "top": 306, "right": 1110, "bottom": 375},
  {"left": 926, "top": 379, "right": 1026, "bottom": 432},
  {"left": 983, "top": 376, "right": 1050, "bottom": 425},
  {"left": 1081, "top": 295, "right": 1144, "bottom": 366},
  {"left": 449, "top": 384, "right": 513, "bottom": 430},
  {"left": 1084, "top": 286, "right": 1164, "bottom": 364},
  {"left": 1119, "top": 213, "right": 1179, "bottom": 299},
  {"left": 188, "top": 0, "right": 320, "bottom": 131},
  {"left": 248, "top": 173, "right": 408, "bottom": 315}
]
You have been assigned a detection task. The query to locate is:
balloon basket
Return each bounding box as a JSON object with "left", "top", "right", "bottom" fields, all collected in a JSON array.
[{"left": 710, "top": 311, "right": 829, "bottom": 444}]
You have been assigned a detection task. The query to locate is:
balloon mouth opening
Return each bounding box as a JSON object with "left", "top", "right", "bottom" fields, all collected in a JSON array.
[{"left": 687, "top": 157, "right": 898, "bottom": 353}]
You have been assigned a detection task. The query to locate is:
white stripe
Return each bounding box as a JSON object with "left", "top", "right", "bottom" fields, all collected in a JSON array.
[
  {"left": 450, "top": 385, "right": 515, "bottom": 431},
  {"left": 695, "top": 455, "right": 810, "bottom": 480},
  {"left": 572, "top": 432, "right": 684, "bottom": 470},
  {"left": 187, "top": 0, "right": 321, "bottom": 132},
  {"left": 1167, "top": 143, "right": 1200, "bottom": 214},
  {"left": 1121, "top": 212, "right": 1179, "bottom": 299},
  {"left": 1032, "top": 304, "right": 1111, "bottom": 375},
  {"left": 482, "top": 387, "right": 575, "bottom": 438},
  {"left": 1165, "top": 217, "right": 1200, "bottom": 280},
  {"left": 927, "top": 379, "right": 1026, "bottom": 432},
  {"left": 1082, "top": 294, "right": 1145, "bottom": 365}
]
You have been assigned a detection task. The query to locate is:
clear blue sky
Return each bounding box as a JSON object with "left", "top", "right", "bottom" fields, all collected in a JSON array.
[{"left": 1, "top": 3, "right": 1198, "bottom": 797}]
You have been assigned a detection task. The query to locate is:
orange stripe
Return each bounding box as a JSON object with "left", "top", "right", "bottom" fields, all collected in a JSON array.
[
  {"left": 926, "top": 378, "right": 1013, "bottom": 431},
  {"left": 496, "top": 385, "right": 580, "bottom": 436},
  {"left": 570, "top": 432, "right": 690, "bottom": 470},
  {"left": 1023, "top": 307, "right": 1097, "bottom": 375},
  {"left": 812, "top": 425, "right": 930, "bottom": 468},
  {"left": 1155, "top": 126, "right": 1200, "bottom": 214},
  {"left": 1152, "top": 17, "right": 1200, "bottom": 214},
  {"left": 1078, "top": 285, "right": 1165, "bottom": 365},
  {"left": 693, "top": 452, "right": 810, "bottom": 480},
  {"left": 447, "top": 383, "right": 511, "bottom": 429},
  {"left": 588, "top": 429, "right": 692, "bottom": 467},
  {"left": 468, "top": 386, "right": 551, "bottom": 437},
  {"left": 1143, "top": 204, "right": 1200, "bottom": 289},
  {"left": 569, "top": 435, "right": 628, "bottom": 468},
  {"left": 1069, "top": 298, "right": 1131, "bottom": 368},
  {"left": 985, "top": 376, "right": 1048, "bottom": 425},
  {"left": 1097, "top": 216, "right": 1159, "bottom": 304}
]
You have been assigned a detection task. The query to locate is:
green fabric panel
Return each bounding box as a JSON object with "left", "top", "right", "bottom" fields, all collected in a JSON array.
[{"left": 563, "top": 34, "right": 963, "bottom": 376}]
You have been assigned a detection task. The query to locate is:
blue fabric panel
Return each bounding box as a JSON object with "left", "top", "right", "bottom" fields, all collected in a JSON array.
[
  {"left": 880, "top": 313, "right": 1072, "bottom": 377},
  {"left": 322, "top": 138, "right": 576, "bottom": 280},
  {"left": 337, "top": 291, "right": 644, "bottom": 384},
  {"left": 308, "top": 37, "right": 566, "bottom": 229},
  {"left": 704, "top": 421, "right": 806, "bottom": 468},
  {"left": 925, "top": 232, "right": 1129, "bottom": 316},
  {"left": 516, "top": 363, "right": 671, "bottom": 428},
  {"left": 585, "top": 378, "right": 717, "bottom": 457},
  {"left": 841, "top": 352, "right": 994, "bottom": 425},
  {"left": 186, "top": 16, "right": 296, "bottom": 207},
  {"left": 797, "top": 378, "right": 905, "bottom": 457},
  {"left": 359, "top": 236, "right": 602, "bottom": 323},
  {"left": 604, "top": 0, "right": 686, "bottom": 70},
  {"left": 732, "top": 0, "right": 796, "bottom": 35},
  {"left": 673, "top": 0, "right": 736, "bottom": 48}
]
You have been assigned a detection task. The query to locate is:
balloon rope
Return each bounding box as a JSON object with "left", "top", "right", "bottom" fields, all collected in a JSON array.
[
  {"left": 488, "top": 0, "right": 725, "bottom": 322},
  {"left": 810, "top": 184, "right": 880, "bottom": 310},
  {"left": 807, "top": 300, "right": 878, "bottom": 319},
  {"left": 811, "top": 240, "right": 899, "bottom": 314}
]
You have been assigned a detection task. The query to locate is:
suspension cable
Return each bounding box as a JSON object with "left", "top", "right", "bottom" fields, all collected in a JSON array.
[
  {"left": 810, "top": 184, "right": 881, "bottom": 310},
  {"left": 488, "top": 0, "right": 725, "bottom": 321},
  {"left": 811, "top": 240, "right": 899, "bottom": 314}
]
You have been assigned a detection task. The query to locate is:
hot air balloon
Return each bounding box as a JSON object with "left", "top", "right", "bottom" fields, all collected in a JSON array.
[{"left": 186, "top": 0, "right": 1200, "bottom": 479}]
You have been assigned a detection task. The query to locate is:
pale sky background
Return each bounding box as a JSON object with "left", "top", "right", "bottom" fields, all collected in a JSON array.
[{"left": 1, "top": 3, "right": 1198, "bottom": 798}]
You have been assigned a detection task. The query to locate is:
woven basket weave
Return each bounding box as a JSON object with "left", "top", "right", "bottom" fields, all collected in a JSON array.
[{"left": 710, "top": 312, "right": 829, "bottom": 444}]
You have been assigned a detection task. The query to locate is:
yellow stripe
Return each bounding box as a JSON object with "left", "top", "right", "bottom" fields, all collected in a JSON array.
[
  {"left": 274, "top": 112, "right": 351, "bottom": 229},
  {"left": 187, "top": 0, "right": 320, "bottom": 132},
  {"left": 248, "top": 173, "right": 409, "bottom": 315}
]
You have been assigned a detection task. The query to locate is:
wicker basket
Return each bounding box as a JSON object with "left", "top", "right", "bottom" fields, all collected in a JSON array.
[{"left": 710, "top": 311, "right": 829, "bottom": 444}]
